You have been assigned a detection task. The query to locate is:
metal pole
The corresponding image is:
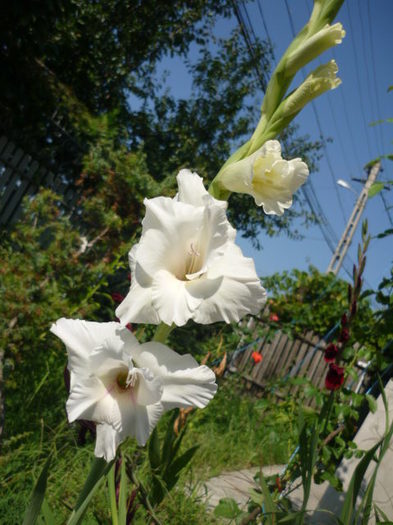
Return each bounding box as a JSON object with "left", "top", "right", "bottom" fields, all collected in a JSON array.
[{"left": 326, "top": 162, "right": 380, "bottom": 275}]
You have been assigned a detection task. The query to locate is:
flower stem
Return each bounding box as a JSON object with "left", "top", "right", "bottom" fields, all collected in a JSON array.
[
  {"left": 108, "top": 463, "right": 119, "bottom": 525},
  {"left": 152, "top": 323, "right": 174, "bottom": 344}
]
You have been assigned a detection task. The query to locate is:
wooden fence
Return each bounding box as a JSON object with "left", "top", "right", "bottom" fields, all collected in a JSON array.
[
  {"left": 0, "top": 135, "right": 78, "bottom": 226},
  {"left": 230, "top": 323, "right": 366, "bottom": 405}
]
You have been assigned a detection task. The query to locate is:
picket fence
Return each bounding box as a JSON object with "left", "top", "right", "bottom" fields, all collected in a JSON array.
[
  {"left": 0, "top": 135, "right": 77, "bottom": 226},
  {"left": 230, "top": 320, "right": 366, "bottom": 405}
]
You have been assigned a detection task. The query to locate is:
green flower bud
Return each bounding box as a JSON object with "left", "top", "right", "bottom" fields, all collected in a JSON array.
[{"left": 286, "top": 23, "right": 345, "bottom": 76}]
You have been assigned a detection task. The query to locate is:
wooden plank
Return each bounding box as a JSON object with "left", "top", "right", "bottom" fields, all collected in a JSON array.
[
  {"left": 287, "top": 331, "right": 313, "bottom": 397},
  {"left": 275, "top": 336, "right": 299, "bottom": 378},
  {"left": 261, "top": 331, "right": 289, "bottom": 381},
  {"left": 264, "top": 332, "right": 289, "bottom": 377},
  {"left": 1, "top": 160, "right": 39, "bottom": 224},
  {"left": 0, "top": 136, "right": 8, "bottom": 154},
  {"left": 251, "top": 331, "right": 281, "bottom": 381},
  {"left": 0, "top": 154, "right": 33, "bottom": 220}
]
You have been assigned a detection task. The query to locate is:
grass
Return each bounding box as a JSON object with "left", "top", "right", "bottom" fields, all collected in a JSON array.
[{"left": 0, "top": 374, "right": 298, "bottom": 524}]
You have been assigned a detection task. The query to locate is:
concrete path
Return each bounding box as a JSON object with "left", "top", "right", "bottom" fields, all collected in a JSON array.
[
  {"left": 200, "top": 381, "right": 393, "bottom": 524},
  {"left": 200, "top": 465, "right": 284, "bottom": 511}
]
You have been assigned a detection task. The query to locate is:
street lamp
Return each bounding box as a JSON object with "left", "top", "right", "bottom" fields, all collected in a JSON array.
[{"left": 336, "top": 178, "right": 358, "bottom": 196}]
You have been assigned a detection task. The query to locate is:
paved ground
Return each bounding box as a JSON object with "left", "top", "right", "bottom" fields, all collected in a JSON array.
[{"left": 200, "top": 465, "right": 284, "bottom": 511}]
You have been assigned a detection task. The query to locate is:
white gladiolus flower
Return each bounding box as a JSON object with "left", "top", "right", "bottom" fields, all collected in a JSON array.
[
  {"left": 51, "top": 318, "right": 217, "bottom": 461},
  {"left": 217, "top": 140, "right": 309, "bottom": 215},
  {"left": 116, "top": 170, "right": 266, "bottom": 327}
]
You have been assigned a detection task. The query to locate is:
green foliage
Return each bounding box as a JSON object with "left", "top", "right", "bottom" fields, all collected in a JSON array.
[
  {"left": 262, "top": 266, "right": 374, "bottom": 340},
  {"left": 22, "top": 456, "right": 52, "bottom": 525}
]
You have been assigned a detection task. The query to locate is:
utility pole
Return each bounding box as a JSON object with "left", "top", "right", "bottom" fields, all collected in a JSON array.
[{"left": 327, "top": 161, "right": 380, "bottom": 275}]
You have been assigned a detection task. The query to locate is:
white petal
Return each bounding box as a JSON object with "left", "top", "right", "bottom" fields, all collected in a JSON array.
[
  {"left": 95, "top": 423, "right": 122, "bottom": 462},
  {"left": 116, "top": 283, "right": 159, "bottom": 325},
  {"left": 288, "top": 158, "right": 309, "bottom": 190},
  {"left": 197, "top": 244, "right": 267, "bottom": 323},
  {"left": 151, "top": 270, "right": 202, "bottom": 326},
  {"left": 133, "top": 342, "right": 217, "bottom": 410},
  {"left": 88, "top": 329, "right": 139, "bottom": 376},
  {"left": 66, "top": 375, "right": 122, "bottom": 429},
  {"left": 50, "top": 319, "right": 125, "bottom": 375},
  {"left": 135, "top": 368, "right": 163, "bottom": 406},
  {"left": 260, "top": 140, "right": 282, "bottom": 158},
  {"left": 119, "top": 401, "right": 164, "bottom": 446},
  {"left": 176, "top": 169, "right": 227, "bottom": 210},
  {"left": 176, "top": 169, "right": 209, "bottom": 206},
  {"left": 217, "top": 156, "right": 254, "bottom": 194}
]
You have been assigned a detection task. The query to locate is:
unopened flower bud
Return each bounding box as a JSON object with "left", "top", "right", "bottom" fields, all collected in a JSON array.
[
  {"left": 351, "top": 301, "right": 357, "bottom": 317},
  {"left": 339, "top": 327, "right": 350, "bottom": 343},
  {"left": 277, "top": 61, "right": 341, "bottom": 119},
  {"left": 286, "top": 23, "right": 345, "bottom": 76}
]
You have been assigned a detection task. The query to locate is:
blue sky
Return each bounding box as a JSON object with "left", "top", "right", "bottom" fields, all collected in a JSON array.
[{"left": 150, "top": 0, "right": 393, "bottom": 292}]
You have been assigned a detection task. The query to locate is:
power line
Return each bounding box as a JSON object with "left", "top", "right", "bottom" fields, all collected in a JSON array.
[
  {"left": 231, "top": 1, "right": 267, "bottom": 93},
  {"left": 357, "top": 0, "right": 380, "bottom": 155},
  {"left": 366, "top": 0, "right": 387, "bottom": 155},
  {"left": 346, "top": 2, "right": 373, "bottom": 159}
]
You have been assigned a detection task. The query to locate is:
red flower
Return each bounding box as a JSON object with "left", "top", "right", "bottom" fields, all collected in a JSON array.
[
  {"left": 341, "top": 313, "right": 348, "bottom": 327},
  {"left": 339, "top": 327, "right": 350, "bottom": 343},
  {"left": 324, "top": 343, "right": 338, "bottom": 363},
  {"left": 269, "top": 313, "right": 279, "bottom": 322},
  {"left": 325, "top": 363, "right": 345, "bottom": 391},
  {"left": 251, "top": 351, "right": 263, "bottom": 364},
  {"left": 275, "top": 475, "right": 283, "bottom": 492},
  {"left": 111, "top": 292, "right": 125, "bottom": 304}
]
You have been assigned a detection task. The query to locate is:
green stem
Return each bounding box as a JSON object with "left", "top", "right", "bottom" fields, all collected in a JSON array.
[
  {"left": 108, "top": 463, "right": 119, "bottom": 525},
  {"left": 152, "top": 323, "right": 174, "bottom": 344}
]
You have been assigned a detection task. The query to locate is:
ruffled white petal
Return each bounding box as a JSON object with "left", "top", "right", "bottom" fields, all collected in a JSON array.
[
  {"left": 133, "top": 342, "right": 217, "bottom": 410},
  {"left": 118, "top": 399, "right": 164, "bottom": 446},
  {"left": 151, "top": 270, "right": 202, "bottom": 326},
  {"left": 66, "top": 375, "right": 122, "bottom": 429},
  {"left": 95, "top": 423, "right": 122, "bottom": 462},
  {"left": 116, "top": 282, "right": 159, "bottom": 325},
  {"left": 196, "top": 244, "right": 266, "bottom": 323},
  {"left": 50, "top": 319, "right": 125, "bottom": 376},
  {"left": 176, "top": 169, "right": 227, "bottom": 210}
]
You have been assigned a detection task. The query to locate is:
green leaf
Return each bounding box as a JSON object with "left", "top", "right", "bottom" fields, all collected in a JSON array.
[
  {"left": 340, "top": 441, "right": 381, "bottom": 525},
  {"left": 67, "top": 457, "right": 113, "bottom": 525},
  {"left": 368, "top": 182, "right": 385, "bottom": 198},
  {"left": 376, "top": 228, "right": 393, "bottom": 239},
  {"left": 369, "top": 120, "right": 385, "bottom": 127},
  {"left": 23, "top": 455, "right": 52, "bottom": 525},
  {"left": 366, "top": 394, "right": 377, "bottom": 413},
  {"left": 118, "top": 455, "right": 128, "bottom": 525},
  {"left": 41, "top": 499, "right": 56, "bottom": 525},
  {"left": 374, "top": 503, "right": 391, "bottom": 522},
  {"left": 214, "top": 498, "right": 241, "bottom": 519},
  {"left": 388, "top": 85, "right": 393, "bottom": 92},
  {"left": 161, "top": 411, "right": 178, "bottom": 467},
  {"left": 164, "top": 445, "right": 199, "bottom": 490},
  {"left": 259, "top": 474, "right": 277, "bottom": 524},
  {"left": 148, "top": 427, "right": 161, "bottom": 471}
]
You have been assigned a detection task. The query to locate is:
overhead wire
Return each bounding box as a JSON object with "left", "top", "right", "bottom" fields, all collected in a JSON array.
[
  {"left": 366, "top": 0, "right": 387, "bottom": 155},
  {"left": 365, "top": 0, "right": 393, "bottom": 227},
  {"left": 345, "top": 2, "right": 373, "bottom": 159}
]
